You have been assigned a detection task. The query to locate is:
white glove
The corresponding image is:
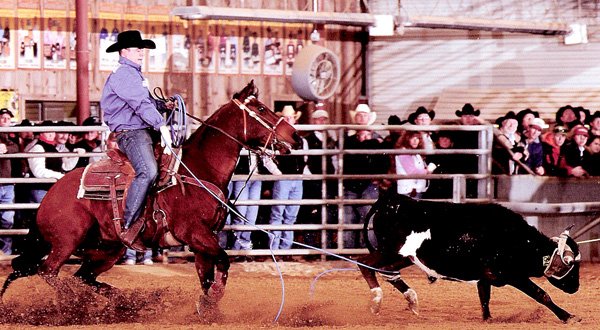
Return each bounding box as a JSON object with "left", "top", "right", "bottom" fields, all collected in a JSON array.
[
  {"left": 159, "top": 126, "right": 173, "bottom": 155},
  {"left": 427, "top": 163, "right": 437, "bottom": 173},
  {"left": 74, "top": 148, "right": 86, "bottom": 155}
]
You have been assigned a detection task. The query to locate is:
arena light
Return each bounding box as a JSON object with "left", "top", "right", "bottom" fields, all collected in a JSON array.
[{"left": 171, "top": 6, "right": 376, "bottom": 27}]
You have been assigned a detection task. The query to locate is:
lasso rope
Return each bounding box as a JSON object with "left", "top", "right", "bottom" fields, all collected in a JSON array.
[
  {"left": 162, "top": 128, "right": 398, "bottom": 324},
  {"left": 166, "top": 94, "right": 187, "bottom": 147}
]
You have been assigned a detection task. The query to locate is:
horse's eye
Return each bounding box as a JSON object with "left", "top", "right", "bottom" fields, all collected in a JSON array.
[{"left": 257, "top": 106, "right": 265, "bottom": 113}]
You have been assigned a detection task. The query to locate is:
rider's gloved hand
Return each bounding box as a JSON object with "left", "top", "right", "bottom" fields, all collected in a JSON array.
[{"left": 159, "top": 125, "right": 173, "bottom": 155}]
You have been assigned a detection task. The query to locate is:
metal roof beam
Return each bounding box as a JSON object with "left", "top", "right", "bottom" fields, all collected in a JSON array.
[
  {"left": 171, "top": 6, "right": 376, "bottom": 27},
  {"left": 404, "top": 15, "right": 571, "bottom": 35}
]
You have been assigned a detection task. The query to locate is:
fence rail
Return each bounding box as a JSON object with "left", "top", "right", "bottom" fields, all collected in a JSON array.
[{"left": 0, "top": 123, "right": 597, "bottom": 259}]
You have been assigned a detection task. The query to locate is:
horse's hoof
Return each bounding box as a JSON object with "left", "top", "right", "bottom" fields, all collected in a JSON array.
[
  {"left": 403, "top": 288, "right": 419, "bottom": 315},
  {"left": 195, "top": 299, "right": 223, "bottom": 323}
]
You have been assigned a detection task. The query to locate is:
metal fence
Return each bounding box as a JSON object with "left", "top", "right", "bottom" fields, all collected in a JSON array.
[{"left": 1, "top": 123, "right": 598, "bottom": 260}]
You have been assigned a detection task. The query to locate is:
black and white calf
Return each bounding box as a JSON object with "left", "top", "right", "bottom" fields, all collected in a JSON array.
[{"left": 358, "top": 192, "right": 581, "bottom": 323}]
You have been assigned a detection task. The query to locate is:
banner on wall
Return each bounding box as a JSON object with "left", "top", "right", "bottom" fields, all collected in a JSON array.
[
  {"left": 146, "top": 19, "right": 169, "bottom": 73},
  {"left": 0, "top": 90, "right": 19, "bottom": 121},
  {"left": 284, "top": 24, "right": 307, "bottom": 76},
  {"left": 171, "top": 18, "right": 190, "bottom": 72},
  {"left": 193, "top": 21, "right": 216, "bottom": 74},
  {"left": 98, "top": 14, "right": 123, "bottom": 71},
  {"left": 42, "top": 15, "right": 67, "bottom": 69},
  {"left": 262, "top": 23, "right": 284, "bottom": 75},
  {"left": 216, "top": 22, "right": 239, "bottom": 75},
  {"left": 0, "top": 11, "right": 16, "bottom": 69},
  {"left": 240, "top": 22, "right": 261, "bottom": 75},
  {"left": 17, "top": 11, "right": 42, "bottom": 69}
]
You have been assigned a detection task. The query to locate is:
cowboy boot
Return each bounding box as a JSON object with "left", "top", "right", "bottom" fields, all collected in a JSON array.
[{"left": 120, "top": 218, "right": 146, "bottom": 252}]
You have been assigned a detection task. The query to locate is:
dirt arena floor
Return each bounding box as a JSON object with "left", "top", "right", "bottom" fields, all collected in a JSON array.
[{"left": 0, "top": 259, "right": 598, "bottom": 329}]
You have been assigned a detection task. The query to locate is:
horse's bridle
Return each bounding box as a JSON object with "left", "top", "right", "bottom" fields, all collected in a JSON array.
[
  {"left": 232, "top": 96, "right": 287, "bottom": 153},
  {"left": 186, "top": 95, "right": 289, "bottom": 157}
]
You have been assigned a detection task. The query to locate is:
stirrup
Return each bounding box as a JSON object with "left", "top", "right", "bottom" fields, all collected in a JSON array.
[{"left": 120, "top": 220, "right": 146, "bottom": 252}]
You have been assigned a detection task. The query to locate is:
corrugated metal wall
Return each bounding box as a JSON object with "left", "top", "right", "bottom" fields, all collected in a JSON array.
[{"left": 368, "top": 0, "right": 600, "bottom": 123}]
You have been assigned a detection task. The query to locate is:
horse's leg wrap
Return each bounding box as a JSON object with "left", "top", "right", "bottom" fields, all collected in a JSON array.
[{"left": 370, "top": 287, "right": 383, "bottom": 315}]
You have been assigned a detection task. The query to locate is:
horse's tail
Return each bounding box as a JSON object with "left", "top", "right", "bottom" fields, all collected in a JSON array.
[{"left": 0, "top": 221, "right": 50, "bottom": 299}]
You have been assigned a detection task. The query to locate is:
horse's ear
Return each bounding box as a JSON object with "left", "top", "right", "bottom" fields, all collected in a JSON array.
[{"left": 233, "top": 80, "right": 256, "bottom": 101}]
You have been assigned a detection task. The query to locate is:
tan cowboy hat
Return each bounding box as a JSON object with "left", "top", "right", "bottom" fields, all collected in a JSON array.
[
  {"left": 350, "top": 103, "right": 377, "bottom": 125},
  {"left": 279, "top": 105, "right": 302, "bottom": 121}
]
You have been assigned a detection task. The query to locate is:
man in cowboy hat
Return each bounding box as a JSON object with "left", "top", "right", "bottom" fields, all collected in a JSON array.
[
  {"left": 453, "top": 103, "right": 483, "bottom": 197},
  {"left": 407, "top": 106, "right": 435, "bottom": 150},
  {"left": 343, "top": 103, "right": 385, "bottom": 248},
  {"left": 266, "top": 105, "right": 308, "bottom": 254},
  {"left": 100, "top": 30, "right": 175, "bottom": 250}
]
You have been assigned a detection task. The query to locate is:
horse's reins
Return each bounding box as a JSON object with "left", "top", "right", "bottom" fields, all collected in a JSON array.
[{"left": 184, "top": 97, "right": 285, "bottom": 158}]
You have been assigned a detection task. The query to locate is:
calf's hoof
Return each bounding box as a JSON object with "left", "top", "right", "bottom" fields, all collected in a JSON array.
[
  {"left": 369, "top": 287, "right": 383, "bottom": 315},
  {"left": 564, "top": 315, "right": 582, "bottom": 324},
  {"left": 403, "top": 288, "right": 419, "bottom": 315}
]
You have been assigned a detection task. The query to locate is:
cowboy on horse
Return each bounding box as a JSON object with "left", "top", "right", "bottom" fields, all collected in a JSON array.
[{"left": 100, "top": 30, "right": 175, "bottom": 250}]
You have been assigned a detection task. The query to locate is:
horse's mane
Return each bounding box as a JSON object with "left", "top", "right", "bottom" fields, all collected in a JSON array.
[{"left": 183, "top": 81, "right": 259, "bottom": 148}]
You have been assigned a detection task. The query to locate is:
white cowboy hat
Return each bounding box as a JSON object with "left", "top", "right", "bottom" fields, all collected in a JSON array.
[
  {"left": 311, "top": 109, "right": 329, "bottom": 119},
  {"left": 279, "top": 105, "right": 302, "bottom": 121},
  {"left": 350, "top": 103, "right": 377, "bottom": 125},
  {"left": 529, "top": 117, "right": 548, "bottom": 131}
]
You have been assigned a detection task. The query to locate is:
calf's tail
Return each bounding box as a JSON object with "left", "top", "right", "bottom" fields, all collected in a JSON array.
[{"left": 362, "top": 193, "right": 386, "bottom": 253}]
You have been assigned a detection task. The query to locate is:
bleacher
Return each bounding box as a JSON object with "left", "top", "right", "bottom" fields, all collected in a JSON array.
[{"left": 434, "top": 87, "right": 600, "bottom": 123}]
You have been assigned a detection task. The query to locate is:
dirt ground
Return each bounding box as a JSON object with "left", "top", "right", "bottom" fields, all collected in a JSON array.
[{"left": 0, "top": 260, "right": 598, "bottom": 329}]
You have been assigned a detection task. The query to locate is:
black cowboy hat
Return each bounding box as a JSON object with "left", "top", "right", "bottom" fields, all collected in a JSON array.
[
  {"left": 106, "top": 30, "right": 156, "bottom": 53},
  {"left": 82, "top": 115, "right": 101, "bottom": 126},
  {"left": 588, "top": 111, "right": 600, "bottom": 124},
  {"left": 387, "top": 115, "right": 408, "bottom": 126},
  {"left": 39, "top": 120, "right": 58, "bottom": 127},
  {"left": 555, "top": 105, "right": 580, "bottom": 125},
  {"left": 516, "top": 108, "right": 539, "bottom": 122},
  {"left": 408, "top": 106, "right": 435, "bottom": 124},
  {"left": 15, "top": 119, "right": 34, "bottom": 127},
  {"left": 495, "top": 111, "right": 518, "bottom": 126},
  {"left": 455, "top": 103, "right": 480, "bottom": 117}
]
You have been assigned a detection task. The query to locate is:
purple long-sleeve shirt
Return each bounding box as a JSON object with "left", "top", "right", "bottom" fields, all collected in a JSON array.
[{"left": 100, "top": 57, "right": 166, "bottom": 132}]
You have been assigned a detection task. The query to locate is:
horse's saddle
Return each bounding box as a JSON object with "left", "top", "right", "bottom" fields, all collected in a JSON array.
[
  {"left": 77, "top": 149, "right": 135, "bottom": 200},
  {"left": 77, "top": 148, "right": 179, "bottom": 200}
]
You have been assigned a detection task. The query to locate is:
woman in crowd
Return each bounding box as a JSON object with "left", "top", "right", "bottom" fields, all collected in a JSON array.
[{"left": 392, "top": 130, "right": 436, "bottom": 199}]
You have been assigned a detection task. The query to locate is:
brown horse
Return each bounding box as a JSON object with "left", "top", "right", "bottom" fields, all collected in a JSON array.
[{"left": 0, "top": 81, "right": 300, "bottom": 314}]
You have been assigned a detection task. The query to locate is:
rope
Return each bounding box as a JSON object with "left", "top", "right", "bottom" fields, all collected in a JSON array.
[
  {"left": 153, "top": 87, "right": 187, "bottom": 147},
  {"left": 163, "top": 140, "right": 400, "bottom": 323},
  {"left": 577, "top": 237, "right": 600, "bottom": 245},
  {"left": 166, "top": 94, "right": 187, "bottom": 147}
]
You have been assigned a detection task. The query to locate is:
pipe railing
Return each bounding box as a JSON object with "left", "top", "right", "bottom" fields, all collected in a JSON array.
[{"left": 0, "top": 123, "right": 594, "bottom": 258}]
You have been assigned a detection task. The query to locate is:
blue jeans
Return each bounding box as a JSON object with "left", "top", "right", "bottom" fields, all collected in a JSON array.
[
  {"left": 343, "top": 183, "right": 379, "bottom": 249},
  {"left": 30, "top": 189, "right": 47, "bottom": 204},
  {"left": 269, "top": 180, "right": 302, "bottom": 250},
  {"left": 117, "top": 129, "right": 158, "bottom": 228},
  {"left": 125, "top": 248, "right": 152, "bottom": 262},
  {"left": 0, "top": 184, "right": 15, "bottom": 255},
  {"left": 231, "top": 180, "right": 262, "bottom": 250}
]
